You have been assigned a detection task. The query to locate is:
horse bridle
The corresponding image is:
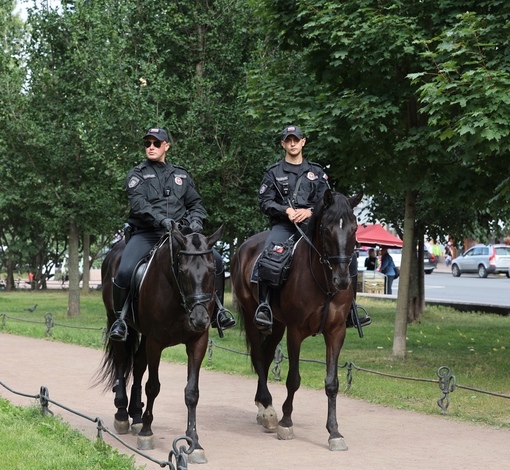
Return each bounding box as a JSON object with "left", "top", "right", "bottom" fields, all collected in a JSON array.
[
  {"left": 294, "top": 220, "right": 353, "bottom": 291},
  {"left": 168, "top": 235, "right": 215, "bottom": 316}
]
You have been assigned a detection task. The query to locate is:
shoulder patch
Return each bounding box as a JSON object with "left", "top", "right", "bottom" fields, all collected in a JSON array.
[
  {"left": 259, "top": 183, "right": 268, "bottom": 194},
  {"left": 128, "top": 176, "right": 140, "bottom": 189}
]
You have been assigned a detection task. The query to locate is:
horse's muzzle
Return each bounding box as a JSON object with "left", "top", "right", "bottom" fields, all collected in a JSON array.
[{"left": 185, "top": 294, "right": 212, "bottom": 332}]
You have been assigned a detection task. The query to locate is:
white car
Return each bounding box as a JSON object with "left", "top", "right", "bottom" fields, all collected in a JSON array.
[{"left": 356, "top": 248, "right": 369, "bottom": 272}]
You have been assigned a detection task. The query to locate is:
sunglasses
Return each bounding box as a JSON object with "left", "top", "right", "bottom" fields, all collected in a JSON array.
[{"left": 144, "top": 140, "right": 162, "bottom": 148}]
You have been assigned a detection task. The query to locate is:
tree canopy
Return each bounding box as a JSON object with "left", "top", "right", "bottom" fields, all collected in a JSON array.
[{"left": 1, "top": 1, "right": 508, "bottom": 343}]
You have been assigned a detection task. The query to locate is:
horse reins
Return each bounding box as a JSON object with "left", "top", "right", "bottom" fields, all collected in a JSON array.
[{"left": 293, "top": 209, "right": 353, "bottom": 336}]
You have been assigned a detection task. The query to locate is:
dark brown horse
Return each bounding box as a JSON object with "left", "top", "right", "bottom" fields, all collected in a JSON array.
[
  {"left": 97, "top": 221, "right": 224, "bottom": 464},
  {"left": 231, "top": 190, "right": 363, "bottom": 451}
]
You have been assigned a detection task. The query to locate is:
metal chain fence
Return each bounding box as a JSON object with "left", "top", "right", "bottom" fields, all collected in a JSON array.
[{"left": 2, "top": 311, "right": 510, "bottom": 419}]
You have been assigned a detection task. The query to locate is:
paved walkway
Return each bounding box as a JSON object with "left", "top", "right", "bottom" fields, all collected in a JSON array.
[{"left": 1, "top": 333, "right": 508, "bottom": 470}]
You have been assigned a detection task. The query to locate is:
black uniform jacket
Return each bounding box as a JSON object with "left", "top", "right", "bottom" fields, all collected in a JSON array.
[
  {"left": 125, "top": 159, "right": 207, "bottom": 230},
  {"left": 258, "top": 159, "right": 330, "bottom": 226}
]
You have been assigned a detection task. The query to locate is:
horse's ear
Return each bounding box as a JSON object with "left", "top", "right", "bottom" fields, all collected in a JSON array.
[
  {"left": 349, "top": 192, "right": 363, "bottom": 209},
  {"left": 323, "top": 189, "right": 334, "bottom": 208},
  {"left": 171, "top": 220, "right": 187, "bottom": 248},
  {"left": 207, "top": 224, "right": 225, "bottom": 249}
]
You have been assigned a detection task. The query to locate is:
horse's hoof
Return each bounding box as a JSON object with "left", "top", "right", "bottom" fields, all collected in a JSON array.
[
  {"left": 277, "top": 425, "right": 294, "bottom": 440},
  {"left": 130, "top": 422, "right": 143, "bottom": 435},
  {"left": 256, "top": 403, "right": 278, "bottom": 431},
  {"left": 137, "top": 434, "right": 155, "bottom": 450},
  {"left": 188, "top": 449, "right": 208, "bottom": 464},
  {"left": 113, "top": 419, "right": 130, "bottom": 434},
  {"left": 329, "top": 437, "right": 348, "bottom": 451}
]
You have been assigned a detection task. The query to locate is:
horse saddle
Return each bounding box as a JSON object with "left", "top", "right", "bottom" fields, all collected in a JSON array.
[{"left": 126, "top": 235, "right": 168, "bottom": 322}]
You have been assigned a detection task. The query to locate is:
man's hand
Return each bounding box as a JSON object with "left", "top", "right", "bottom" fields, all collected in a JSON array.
[
  {"left": 161, "top": 218, "right": 174, "bottom": 232},
  {"left": 190, "top": 219, "right": 203, "bottom": 233},
  {"left": 286, "top": 207, "right": 313, "bottom": 224}
]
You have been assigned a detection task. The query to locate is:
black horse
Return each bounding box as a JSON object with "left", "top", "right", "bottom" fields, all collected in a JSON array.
[
  {"left": 231, "top": 190, "right": 362, "bottom": 450},
  {"left": 97, "top": 221, "right": 224, "bottom": 464}
]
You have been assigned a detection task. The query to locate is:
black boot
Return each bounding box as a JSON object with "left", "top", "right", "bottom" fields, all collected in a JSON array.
[
  {"left": 346, "top": 300, "right": 372, "bottom": 338},
  {"left": 210, "top": 263, "right": 236, "bottom": 337},
  {"left": 109, "top": 281, "right": 129, "bottom": 342},
  {"left": 254, "top": 282, "right": 273, "bottom": 335}
]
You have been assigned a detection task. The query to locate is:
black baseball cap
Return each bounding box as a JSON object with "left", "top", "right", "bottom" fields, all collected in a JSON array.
[
  {"left": 281, "top": 125, "right": 304, "bottom": 141},
  {"left": 144, "top": 127, "right": 169, "bottom": 142}
]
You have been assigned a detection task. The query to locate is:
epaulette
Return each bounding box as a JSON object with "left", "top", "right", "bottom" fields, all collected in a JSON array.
[
  {"left": 172, "top": 164, "right": 189, "bottom": 173},
  {"left": 134, "top": 161, "right": 148, "bottom": 171},
  {"left": 266, "top": 161, "right": 281, "bottom": 171},
  {"left": 309, "top": 161, "right": 325, "bottom": 170}
]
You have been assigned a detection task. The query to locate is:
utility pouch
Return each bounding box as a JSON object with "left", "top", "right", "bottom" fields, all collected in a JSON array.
[{"left": 257, "top": 240, "right": 294, "bottom": 288}]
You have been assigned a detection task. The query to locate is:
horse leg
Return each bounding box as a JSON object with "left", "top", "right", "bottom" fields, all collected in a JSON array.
[
  {"left": 277, "top": 329, "right": 302, "bottom": 441},
  {"left": 136, "top": 341, "right": 161, "bottom": 451},
  {"left": 324, "top": 329, "right": 348, "bottom": 451},
  {"left": 113, "top": 366, "right": 130, "bottom": 434},
  {"left": 253, "top": 324, "right": 284, "bottom": 432},
  {"left": 129, "top": 335, "right": 147, "bottom": 435},
  {"left": 183, "top": 337, "right": 208, "bottom": 464},
  {"left": 109, "top": 339, "right": 132, "bottom": 434}
]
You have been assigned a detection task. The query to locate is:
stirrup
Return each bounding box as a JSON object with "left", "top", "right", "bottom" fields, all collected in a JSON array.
[
  {"left": 109, "top": 318, "right": 128, "bottom": 342},
  {"left": 254, "top": 303, "right": 273, "bottom": 334},
  {"left": 212, "top": 293, "right": 236, "bottom": 338},
  {"left": 347, "top": 302, "right": 371, "bottom": 339}
]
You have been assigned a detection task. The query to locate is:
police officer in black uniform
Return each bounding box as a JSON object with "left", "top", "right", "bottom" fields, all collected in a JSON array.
[
  {"left": 109, "top": 127, "right": 235, "bottom": 341},
  {"left": 254, "top": 125, "right": 370, "bottom": 334}
]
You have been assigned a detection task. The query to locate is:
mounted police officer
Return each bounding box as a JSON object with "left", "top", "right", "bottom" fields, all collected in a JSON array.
[
  {"left": 109, "top": 127, "right": 235, "bottom": 341},
  {"left": 254, "top": 125, "right": 371, "bottom": 334}
]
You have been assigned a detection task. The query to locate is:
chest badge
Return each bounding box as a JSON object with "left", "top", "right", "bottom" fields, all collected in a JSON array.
[
  {"left": 307, "top": 171, "right": 318, "bottom": 181},
  {"left": 175, "top": 176, "right": 183, "bottom": 186}
]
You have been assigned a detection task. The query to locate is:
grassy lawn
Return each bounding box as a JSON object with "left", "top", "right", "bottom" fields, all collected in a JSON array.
[
  {"left": 1, "top": 289, "right": 509, "bottom": 430},
  {"left": 0, "top": 397, "right": 143, "bottom": 469}
]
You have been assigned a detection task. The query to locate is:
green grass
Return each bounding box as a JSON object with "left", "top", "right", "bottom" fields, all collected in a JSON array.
[
  {"left": 0, "top": 397, "right": 143, "bottom": 469},
  {"left": 1, "top": 290, "right": 509, "bottom": 430}
]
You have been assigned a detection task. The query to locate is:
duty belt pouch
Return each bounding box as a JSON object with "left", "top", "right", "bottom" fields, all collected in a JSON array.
[
  {"left": 124, "top": 224, "right": 133, "bottom": 244},
  {"left": 257, "top": 240, "right": 294, "bottom": 288}
]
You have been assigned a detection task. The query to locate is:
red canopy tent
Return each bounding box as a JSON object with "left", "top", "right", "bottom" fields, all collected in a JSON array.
[{"left": 356, "top": 224, "right": 403, "bottom": 248}]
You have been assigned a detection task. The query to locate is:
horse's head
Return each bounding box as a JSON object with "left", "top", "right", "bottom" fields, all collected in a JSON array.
[
  {"left": 172, "top": 221, "right": 225, "bottom": 332},
  {"left": 312, "top": 190, "right": 363, "bottom": 290}
]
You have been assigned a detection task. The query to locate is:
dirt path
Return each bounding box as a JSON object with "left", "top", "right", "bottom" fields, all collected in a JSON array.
[{"left": 1, "top": 333, "right": 508, "bottom": 470}]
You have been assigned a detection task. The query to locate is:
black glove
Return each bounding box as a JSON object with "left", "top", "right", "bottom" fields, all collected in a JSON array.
[
  {"left": 189, "top": 219, "right": 203, "bottom": 233},
  {"left": 161, "top": 218, "right": 174, "bottom": 232}
]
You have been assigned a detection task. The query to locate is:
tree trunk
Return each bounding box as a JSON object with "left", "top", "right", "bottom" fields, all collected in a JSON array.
[
  {"left": 67, "top": 221, "right": 81, "bottom": 316},
  {"left": 82, "top": 233, "right": 90, "bottom": 292},
  {"left": 392, "top": 189, "right": 417, "bottom": 359},
  {"left": 6, "top": 255, "right": 14, "bottom": 291}
]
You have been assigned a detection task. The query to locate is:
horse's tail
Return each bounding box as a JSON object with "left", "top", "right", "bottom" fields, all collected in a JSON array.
[{"left": 93, "top": 329, "right": 139, "bottom": 393}]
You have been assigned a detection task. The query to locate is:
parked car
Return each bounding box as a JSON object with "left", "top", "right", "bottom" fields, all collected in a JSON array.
[
  {"left": 423, "top": 249, "right": 437, "bottom": 274},
  {"left": 451, "top": 244, "right": 510, "bottom": 278},
  {"left": 356, "top": 248, "right": 369, "bottom": 272}
]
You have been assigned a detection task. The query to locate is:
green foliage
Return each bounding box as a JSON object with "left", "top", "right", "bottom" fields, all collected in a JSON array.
[{"left": 247, "top": 0, "right": 510, "bottom": 241}]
